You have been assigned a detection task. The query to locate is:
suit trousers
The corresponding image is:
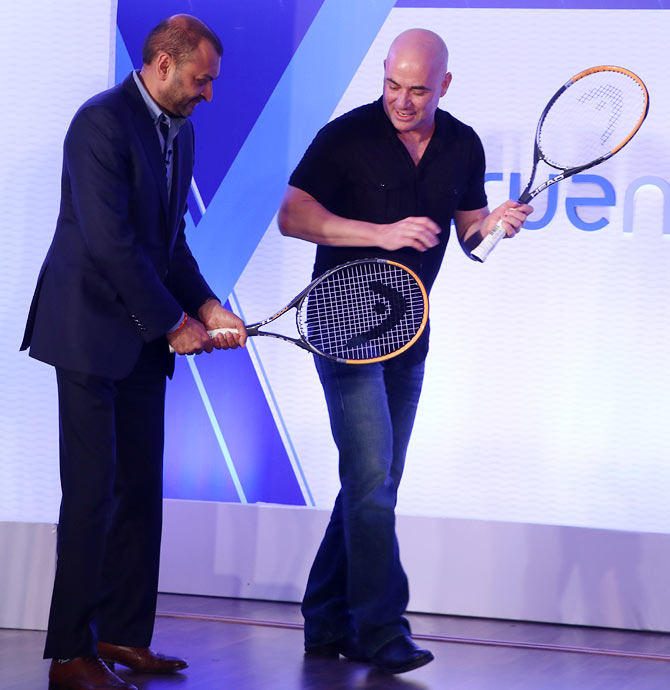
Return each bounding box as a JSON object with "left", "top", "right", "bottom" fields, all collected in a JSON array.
[{"left": 43, "top": 341, "right": 168, "bottom": 660}]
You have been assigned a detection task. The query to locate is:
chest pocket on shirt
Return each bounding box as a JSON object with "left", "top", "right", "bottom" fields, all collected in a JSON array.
[
  {"left": 346, "top": 166, "right": 408, "bottom": 224},
  {"left": 425, "top": 175, "right": 466, "bottom": 218}
]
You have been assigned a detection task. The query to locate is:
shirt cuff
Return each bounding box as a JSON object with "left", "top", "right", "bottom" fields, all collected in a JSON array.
[{"left": 167, "top": 311, "right": 187, "bottom": 334}]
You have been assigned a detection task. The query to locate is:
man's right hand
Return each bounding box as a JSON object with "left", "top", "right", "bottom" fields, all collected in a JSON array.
[
  {"left": 379, "top": 216, "right": 441, "bottom": 252},
  {"left": 166, "top": 316, "right": 214, "bottom": 355}
]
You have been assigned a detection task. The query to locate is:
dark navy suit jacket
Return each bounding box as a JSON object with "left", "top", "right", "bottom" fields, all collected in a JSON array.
[{"left": 21, "top": 73, "right": 216, "bottom": 379}]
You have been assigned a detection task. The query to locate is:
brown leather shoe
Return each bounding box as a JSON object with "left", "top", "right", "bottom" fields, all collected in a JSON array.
[
  {"left": 97, "top": 641, "right": 188, "bottom": 674},
  {"left": 48, "top": 656, "right": 137, "bottom": 690}
]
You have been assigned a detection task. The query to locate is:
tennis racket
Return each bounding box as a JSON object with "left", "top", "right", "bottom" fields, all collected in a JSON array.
[
  {"left": 171, "top": 259, "right": 429, "bottom": 364},
  {"left": 471, "top": 65, "right": 649, "bottom": 263}
]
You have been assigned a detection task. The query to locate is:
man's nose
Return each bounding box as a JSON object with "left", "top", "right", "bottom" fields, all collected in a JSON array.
[
  {"left": 202, "top": 82, "right": 213, "bottom": 102},
  {"left": 396, "top": 90, "right": 411, "bottom": 109}
]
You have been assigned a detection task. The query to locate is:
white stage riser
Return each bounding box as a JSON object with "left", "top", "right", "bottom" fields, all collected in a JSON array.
[
  {"left": 0, "top": 522, "right": 56, "bottom": 630},
  {"left": 3, "top": 506, "right": 668, "bottom": 632},
  {"left": 159, "top": 501, "right": 670, "bottom": 632}
]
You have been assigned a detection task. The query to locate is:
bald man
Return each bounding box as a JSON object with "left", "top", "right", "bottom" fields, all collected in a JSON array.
[{"left": 278, "top": 29, "right": 532, "bottom": 674}]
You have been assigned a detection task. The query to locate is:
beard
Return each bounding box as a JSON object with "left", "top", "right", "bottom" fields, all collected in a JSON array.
[{"left": 163, "top": 73, "right": 201, "bottom": 118}]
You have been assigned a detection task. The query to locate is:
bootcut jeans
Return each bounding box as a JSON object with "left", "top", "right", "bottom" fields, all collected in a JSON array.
[{"left": 302, "top": 354, "right": 425, "bottom": 657}]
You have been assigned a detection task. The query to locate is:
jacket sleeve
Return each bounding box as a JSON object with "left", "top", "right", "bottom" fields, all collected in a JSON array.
[{"left": 167, "top": 215, "right": 218, "bottom": 316}]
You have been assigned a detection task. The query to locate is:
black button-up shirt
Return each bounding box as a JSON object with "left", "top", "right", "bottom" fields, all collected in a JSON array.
[
  {"left": 290, "top": 97, "right": 487, "bottom": 293},
  {"left": 289, "top": 97, "right": 488, "bottom": 362}
]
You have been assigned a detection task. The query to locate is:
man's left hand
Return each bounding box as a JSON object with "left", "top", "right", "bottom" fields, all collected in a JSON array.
[
  {"left": 487, "top": 200, "right": 534, "bottom": 238},
  {"left": 197, "top": 299, "right": 248, "bottom": 350}
]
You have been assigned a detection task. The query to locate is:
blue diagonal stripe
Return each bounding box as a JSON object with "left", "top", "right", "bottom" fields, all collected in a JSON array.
[
  {"left": 188, "top": 0, "right": 397, "bottom": 300},
  {"left": 116, "top": 2, "right": 397, "bottom": 506},
  {"left": 185, "top": 356, "right": 248, "bottom": 503}
]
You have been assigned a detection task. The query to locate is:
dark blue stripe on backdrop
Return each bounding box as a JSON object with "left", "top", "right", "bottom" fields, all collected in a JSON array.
[
  {"left": 117, "top": 0, "right": 325, "bottom": 210},
  {"left": 118, "top": 3, "right": 322, "bottom": 506},
  {"left": 163, "top": 304, "right": 306, "bottom": 506}
]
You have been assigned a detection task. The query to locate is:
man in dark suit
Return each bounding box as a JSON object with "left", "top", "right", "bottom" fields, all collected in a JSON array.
[{"left": 21, "top": 15, "right": 245, "bottom": 690}]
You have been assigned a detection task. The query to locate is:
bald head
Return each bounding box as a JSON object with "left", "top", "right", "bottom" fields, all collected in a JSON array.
[
  {"left": 382, "top": 29, "right": 451, "bottom": 139},
  {"left": 386, "top": 29, "right": 448, "bottom": 76}
]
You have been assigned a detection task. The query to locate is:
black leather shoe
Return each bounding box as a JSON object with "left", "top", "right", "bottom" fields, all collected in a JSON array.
[
  {"left": 304, "top": 639, "right": 369, "bottom": 662},
  {"left": 97, "top": 642, "right": 187, "bottom": 674},
  {"left": 371, "top": 635, "right": 434, "bottom": 674}
]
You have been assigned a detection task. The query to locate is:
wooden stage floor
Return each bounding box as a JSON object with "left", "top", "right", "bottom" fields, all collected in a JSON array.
[{"left": 2, "top": 593, "right": 669, "bottom": 689}]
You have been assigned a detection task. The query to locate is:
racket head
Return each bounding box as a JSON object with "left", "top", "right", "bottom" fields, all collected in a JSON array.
[
  {"left": 536, "top": 65, "right": 649, "bottom": 172},
  {"left": 296, "top": 259, "right": 429, "bottom": 364}
]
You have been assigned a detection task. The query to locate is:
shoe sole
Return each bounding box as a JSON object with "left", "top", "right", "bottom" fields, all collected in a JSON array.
[
  {"left": 49, "top": 681, "right": 137, "bottom": 690},
  {"left": 101, "top": 657, "right": 188, "bottom": 674},
  {"left": 373, "top": 651, "right": 434, "bottom": 674}
]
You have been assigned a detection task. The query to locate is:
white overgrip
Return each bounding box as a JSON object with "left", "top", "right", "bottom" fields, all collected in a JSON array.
[{"left": 470, "top": 220, "right": 506, "bottom": 263}]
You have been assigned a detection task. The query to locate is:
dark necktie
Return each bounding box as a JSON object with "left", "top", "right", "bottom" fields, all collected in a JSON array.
[{"left": 158, "top": 115, "right": 170, "bottom": 167}]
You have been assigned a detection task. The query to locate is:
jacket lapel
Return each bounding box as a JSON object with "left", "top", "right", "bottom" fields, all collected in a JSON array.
[
  {"left": 121, "top": 74, "right": 170, "bottom": 216},
  {"left": 168, "top": 121, "right": 194, "bottom": 252}
]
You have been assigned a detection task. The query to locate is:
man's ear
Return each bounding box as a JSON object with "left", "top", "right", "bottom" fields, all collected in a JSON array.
[
  {"left": 155, "top": 51, "right": 173, "bottom": 81},
  {"left": 441, "top": 72, "right": 453, "bottom": 97}
]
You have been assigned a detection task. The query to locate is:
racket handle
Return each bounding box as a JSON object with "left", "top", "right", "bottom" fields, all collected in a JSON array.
[
  {"left": 207, "top": 327, "right": 240, "bottom": 338},
  {"left": 470, "top": 220, "right": 506, "bottom": 263},
  {"left": 168, "top": 327, "right": 240, "bottom": 354}
]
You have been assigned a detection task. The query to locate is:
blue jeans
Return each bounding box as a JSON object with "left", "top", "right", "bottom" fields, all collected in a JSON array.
[{"left": 302, "top": 354, "right": 425, "bottom": 657}]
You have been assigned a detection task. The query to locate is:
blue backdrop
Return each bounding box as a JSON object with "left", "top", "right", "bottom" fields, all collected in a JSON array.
[{"left": 115, "top": 0, "right": 666, "bottom": 509}]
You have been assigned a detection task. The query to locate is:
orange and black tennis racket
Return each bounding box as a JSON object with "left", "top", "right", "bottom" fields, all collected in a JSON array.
[{"left": 472, "top": 65, "right": 649, "bottom": 262}]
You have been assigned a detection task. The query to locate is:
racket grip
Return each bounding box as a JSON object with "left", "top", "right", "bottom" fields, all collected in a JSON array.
[
  {"left": 168, "top": 327, "right": 240, "bottom": 354},
  {"left": 470, "top": 220, "right": 506, "bottom": 263}
]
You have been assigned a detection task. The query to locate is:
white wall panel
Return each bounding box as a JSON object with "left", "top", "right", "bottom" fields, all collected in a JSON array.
[
  {"left": 235, "top": 8, "right": 670, "bottom": 534},
  {"left": 0, "top": 0, "right": 117, "bottom": 523}
]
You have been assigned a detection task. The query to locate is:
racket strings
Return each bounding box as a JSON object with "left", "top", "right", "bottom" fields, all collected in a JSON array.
[
  {"left": 299, "top": 262, "right": 425, "bottom": 361},
  {"left": 577, "top": 83, "right": 624, "bottom": 146},
  {"left": 538, "top": 70, "right": 647, "bottom": 169}
]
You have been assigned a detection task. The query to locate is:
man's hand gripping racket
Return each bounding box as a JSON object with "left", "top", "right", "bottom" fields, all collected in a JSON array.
[
  {"left": 171, "top": 259, "right": 429, "bottom": 364},
  {"left": 471, "top": 65, "right": 649, "bottom": 262}
]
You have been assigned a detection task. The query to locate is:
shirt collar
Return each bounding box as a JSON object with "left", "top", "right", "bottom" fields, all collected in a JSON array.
[{"left": 374, "top": 96, "right": 447, "bottom": 154}]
